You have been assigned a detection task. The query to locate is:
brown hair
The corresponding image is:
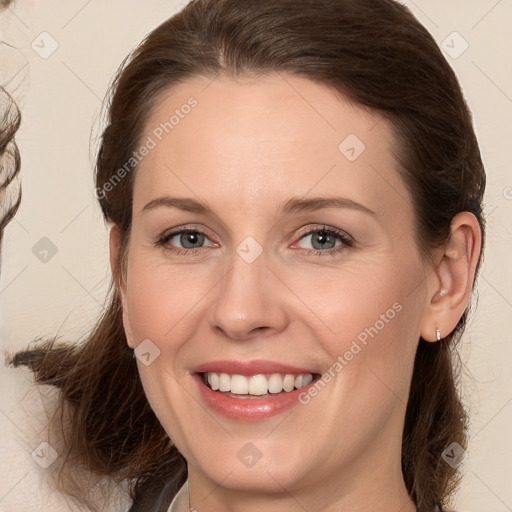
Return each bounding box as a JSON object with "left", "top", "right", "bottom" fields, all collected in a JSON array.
[
  {"left": 10, "top": 0, "right": 485, "bottom": 511},
  {"left": 0, "top": 86, "right": 22, "bottom": 244}
]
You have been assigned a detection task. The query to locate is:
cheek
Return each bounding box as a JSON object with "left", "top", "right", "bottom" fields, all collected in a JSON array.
[
  {"left": 124, "top": 250, "right": 214, "bottom": 344},
  {"left": 281, "top": 253, "right": 424, "bottom": 413},
  {"left": 281, "top": 254, "right": 422, "bottom": 350},
  {"left": 122, "top": 250, "right": 209, "bottom": 452}
]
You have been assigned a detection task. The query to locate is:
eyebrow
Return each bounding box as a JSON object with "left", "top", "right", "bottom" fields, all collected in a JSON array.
[
  {"left": 142, "top": 197, "right": 212, "bottom": 214},
  {"left": 279, "top": 196, "right": 376, "bottom": 216},
  {"left": 142, "top": 195, "right": 376, "bottom": 216}
]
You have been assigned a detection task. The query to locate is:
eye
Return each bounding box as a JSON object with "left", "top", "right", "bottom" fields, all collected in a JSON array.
[
  {"left": 170, "top": 230, "right": 206, "bottom": 249},
  {"left": 293, "top": 226, "right": 353, "bottom": 254},
  {"left": 156, "top": 228, "right": 217, "bottom": 254}
]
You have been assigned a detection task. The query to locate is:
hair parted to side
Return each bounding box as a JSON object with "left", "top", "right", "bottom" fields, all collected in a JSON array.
[{"left": 9, "top": 0, "right": 485, "bottom": 511}]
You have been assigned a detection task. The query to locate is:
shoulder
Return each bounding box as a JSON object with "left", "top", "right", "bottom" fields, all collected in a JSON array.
[
  {"left": 0, "top": 358, "right": 131, "bottom": 511},
  {"left": 0, "top": 360, "right": 66, "bottom": 510}
]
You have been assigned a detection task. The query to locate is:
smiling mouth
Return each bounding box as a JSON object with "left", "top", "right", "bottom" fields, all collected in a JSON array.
[{"left": 200, "top": 371, "right": 317, "bottom": 398}]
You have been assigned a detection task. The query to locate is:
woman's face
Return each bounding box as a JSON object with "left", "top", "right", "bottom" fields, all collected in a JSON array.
[{"left": 118, "top": 74, "right": 431, "bottom": 507}]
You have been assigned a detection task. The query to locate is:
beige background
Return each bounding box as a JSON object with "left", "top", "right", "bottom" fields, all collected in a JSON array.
[{"left": 0, "top": 0, "right": 510, "bottom": 510}]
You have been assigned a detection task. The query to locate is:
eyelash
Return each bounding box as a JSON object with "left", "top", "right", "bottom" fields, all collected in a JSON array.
[
  {"left": 293, "top": 225, "right": 353, "bottom": 256},
  {"left": 155, "top": 225, "right": 354, "bottom": 257}
]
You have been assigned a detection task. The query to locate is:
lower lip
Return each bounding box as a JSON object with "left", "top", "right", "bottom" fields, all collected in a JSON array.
[{"left": 193, "top": 374, "right": 317, "bottom": 422}]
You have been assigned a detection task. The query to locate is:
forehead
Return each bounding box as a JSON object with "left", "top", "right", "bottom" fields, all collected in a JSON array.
[{"left": 133, "top": 73, "right": 411, "bottom": 222}]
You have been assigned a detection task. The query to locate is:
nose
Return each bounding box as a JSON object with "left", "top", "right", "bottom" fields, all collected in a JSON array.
[{"left": 208, "top": 251, "right": 290, "bottom": 341}]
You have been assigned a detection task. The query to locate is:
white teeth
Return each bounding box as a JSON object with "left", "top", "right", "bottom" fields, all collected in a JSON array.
[
  {"left": 282, "top": 374, "right": 295, "bottom": 392},
  {"left": 218, "top": 373, "right": 231, "bottom": 392},
  {"left": 204, "top": 372, "right": 314, "bottom": 395},
  {"left": 208, "top": 372, "right": 219, "bottom": 391},
  {"left": 302, "top": 374, "right": 313, "bottom": 386},
  {"left": 248, "top": 375, "right": 268, "bottom": 395},
  {"left": 231, "top": 374, "right": 249, "bottom": 394},
  {"left": 268, "top": 374, "right": 283, "bottom": 393}
]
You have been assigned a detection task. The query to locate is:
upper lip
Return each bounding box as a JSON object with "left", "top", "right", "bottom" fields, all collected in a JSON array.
[{"left": 193, "top": 360, "right": 316, "bottom": 376}]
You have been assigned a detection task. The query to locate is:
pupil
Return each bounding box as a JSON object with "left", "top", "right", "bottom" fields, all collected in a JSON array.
[
  {"left": 181, "top": 231, "right": 203, "bottom": 248},
  {"left": 312, "top": 231, "right": 335, "bottom": 250}
]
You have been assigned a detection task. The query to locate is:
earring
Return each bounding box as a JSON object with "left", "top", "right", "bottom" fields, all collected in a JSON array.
[{"left": 436, "top": 328, "right": 441, "bottom": 341}]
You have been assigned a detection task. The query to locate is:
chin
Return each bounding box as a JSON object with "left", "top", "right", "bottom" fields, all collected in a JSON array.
[
  {"left": 185, "top": 436, "right": 314, "bottom": 494},
  {"left": 198, "top": 458, "right": 304, "bottom": 494}
]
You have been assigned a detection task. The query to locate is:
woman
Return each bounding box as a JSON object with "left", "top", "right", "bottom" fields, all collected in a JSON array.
[{"left": 11, "top": 0, "right": 485, "bottom": 511}]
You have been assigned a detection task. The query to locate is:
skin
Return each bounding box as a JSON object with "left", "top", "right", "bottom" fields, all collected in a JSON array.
[{"left": 110, "top": 73, "right": 481, "bottom": 512}]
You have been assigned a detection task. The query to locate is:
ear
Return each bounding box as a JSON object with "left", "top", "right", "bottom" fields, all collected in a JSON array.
[
  {"left": 420, "top": 212, "right": 482, "bottom": 342},
  {"left": 109, "top": 224, "right": 135, "bottom": 349}
]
